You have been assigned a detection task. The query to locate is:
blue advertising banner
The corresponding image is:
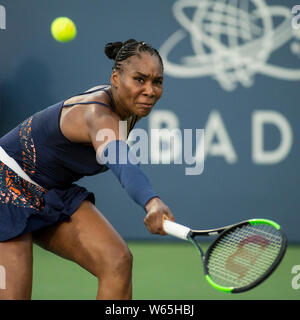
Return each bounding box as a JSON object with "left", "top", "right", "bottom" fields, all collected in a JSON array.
[{"left": 0, "top": 0, "right": 299, "bottom": 242}]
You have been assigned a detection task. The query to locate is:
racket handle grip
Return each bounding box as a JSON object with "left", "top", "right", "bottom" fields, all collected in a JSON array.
[{"left": 163, "top": 220, "right": 191, "bottom": 240}]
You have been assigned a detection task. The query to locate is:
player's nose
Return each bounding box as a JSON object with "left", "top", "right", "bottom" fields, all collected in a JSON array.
[{"left": 142, "top": 83, "right": 155, "bottom": 97}]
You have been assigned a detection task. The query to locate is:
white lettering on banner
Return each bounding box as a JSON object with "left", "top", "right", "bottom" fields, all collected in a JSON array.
[
  {"left": 0, "top": 5, "right": 6, "bottom": 30},
  {"left": 204, "top": 110, "right": 237, "bottom": 164},
  {"left": 252, "top": 111, "right": 293, "bottom": 164},
  {"left": 95, "top": 110, "right": 292, "bottom": 169},
  {"left": 149, "top": 110, "right": 292, "bottom": 165}
]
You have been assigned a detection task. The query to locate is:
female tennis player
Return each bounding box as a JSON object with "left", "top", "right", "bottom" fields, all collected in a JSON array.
[{"left": 0, "top": 39, "right": 175, "bottom": 300}]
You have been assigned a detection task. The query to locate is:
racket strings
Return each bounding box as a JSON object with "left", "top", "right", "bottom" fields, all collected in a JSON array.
[{"left": 206, "top": 224, "right": 284, "bottom": 289}]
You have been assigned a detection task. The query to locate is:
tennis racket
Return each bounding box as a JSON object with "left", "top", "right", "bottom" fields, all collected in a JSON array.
[{"left": 163, "top": 218, "right": 287, "bottom": 293}]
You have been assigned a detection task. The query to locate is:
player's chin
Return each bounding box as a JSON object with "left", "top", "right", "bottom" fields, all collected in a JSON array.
[{"left": 137, "top": 106, "right": 153, "bottom": 117}]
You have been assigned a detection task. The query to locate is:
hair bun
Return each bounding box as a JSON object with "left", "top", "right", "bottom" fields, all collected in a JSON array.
[
  {"left": 104, "top": 42, "right": 123, "bottom": 60},
  {"left": 123, "top": 39, "right": 137, "bottom": 46}
]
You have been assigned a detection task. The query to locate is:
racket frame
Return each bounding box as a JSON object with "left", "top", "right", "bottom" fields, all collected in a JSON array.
[{"left": 167, "top": 218, "right": 287, "bottom": 293}]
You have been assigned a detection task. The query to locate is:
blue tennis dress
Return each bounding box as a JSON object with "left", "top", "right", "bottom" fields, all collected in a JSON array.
[{"left": 0, "top": 86, "right": 137, "bottom": 241}]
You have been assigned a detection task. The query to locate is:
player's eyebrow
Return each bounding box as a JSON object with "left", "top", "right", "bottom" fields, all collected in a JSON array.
[
  {"left": 134, "top": 72, "right": 149, "bottom": 78},
  {"left": 135, "top": 71, "right": 163, "bottom": 81}
]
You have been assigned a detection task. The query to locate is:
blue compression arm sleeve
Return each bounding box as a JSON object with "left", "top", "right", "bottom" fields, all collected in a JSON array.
[{"left": 99, "top": 140, "right": 159, "bottom": 210}]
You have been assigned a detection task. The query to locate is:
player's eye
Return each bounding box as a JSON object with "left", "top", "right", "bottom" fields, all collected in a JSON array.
[
  {"left": 134, "top": 77, "right": 145, "bottom": 84},
  {"left": 153, "top": 79, "right": 163, "bottom": 85}
]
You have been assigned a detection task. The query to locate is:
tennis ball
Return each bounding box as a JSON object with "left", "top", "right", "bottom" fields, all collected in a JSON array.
[{"left": 51, "top": 17, "right": 77, "bottom": 43}]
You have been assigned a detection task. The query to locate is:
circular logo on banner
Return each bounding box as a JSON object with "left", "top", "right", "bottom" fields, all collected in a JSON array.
[{"left": 160, "top": 0, "right": 300, "bottom": 91}]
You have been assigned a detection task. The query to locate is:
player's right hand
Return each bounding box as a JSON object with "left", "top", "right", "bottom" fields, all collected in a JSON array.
[{"left": 144, "top": 197, "right": 175, "bottom": 235}]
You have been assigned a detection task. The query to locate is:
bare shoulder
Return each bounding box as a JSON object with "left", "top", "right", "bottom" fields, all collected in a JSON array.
[
  {"left": 60, "top": 103, "right": 119, "bottom": 144},
  {"left": 84, "top": 103, "right": 120, "bottom": 130},
  {"left": 60, "top": 85, "right": 118, "bottom": 144}
]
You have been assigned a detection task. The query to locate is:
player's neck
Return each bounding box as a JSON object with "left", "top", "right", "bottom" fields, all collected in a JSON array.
[{"left": 110, "top": 87, "right": 132, "bottom": 120}]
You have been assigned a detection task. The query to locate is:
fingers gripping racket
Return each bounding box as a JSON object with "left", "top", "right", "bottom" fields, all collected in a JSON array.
[{"left": 163, "top": 219, "right": 287, "bottom": 293}]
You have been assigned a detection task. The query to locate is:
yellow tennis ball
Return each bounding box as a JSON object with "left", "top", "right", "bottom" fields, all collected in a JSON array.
[{"left": 51, "top": 17, "right": 77, "bottom": 43}]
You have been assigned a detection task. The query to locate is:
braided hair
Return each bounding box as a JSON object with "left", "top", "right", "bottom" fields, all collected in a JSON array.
[{"left": 104, "top": 39, "right": 163, "bottom": 71}]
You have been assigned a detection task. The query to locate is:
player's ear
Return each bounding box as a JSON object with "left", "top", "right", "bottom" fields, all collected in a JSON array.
[{"left": 110, "top": 70, "right": 120, "bottom": 89}]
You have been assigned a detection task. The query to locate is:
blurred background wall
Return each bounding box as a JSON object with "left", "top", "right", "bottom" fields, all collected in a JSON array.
[{"left": 0, "top": 0, "right": 299, "bottom": 242}]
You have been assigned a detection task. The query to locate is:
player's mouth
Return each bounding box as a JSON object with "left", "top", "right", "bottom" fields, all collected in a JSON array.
[{"left": 137, "top": 102, "right": 153, "bottom": 109}]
